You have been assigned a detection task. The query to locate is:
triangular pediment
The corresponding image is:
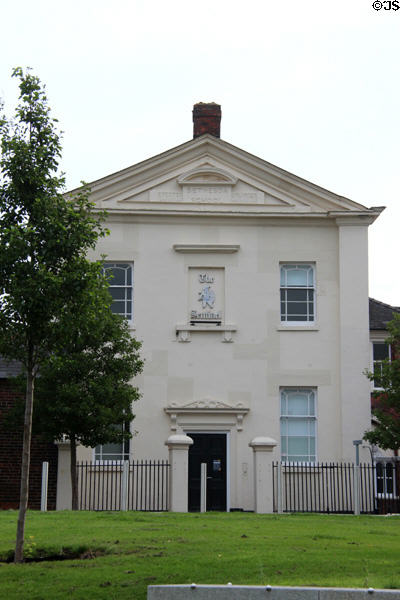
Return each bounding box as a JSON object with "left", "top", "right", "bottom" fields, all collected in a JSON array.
[{"left": 73, "top": 135, "right": 382, "bottom": 221}]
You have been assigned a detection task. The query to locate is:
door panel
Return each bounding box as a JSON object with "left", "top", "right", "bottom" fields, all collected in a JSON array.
[{"left": 188, "top": 433, "right": 227, "bottom": 511}]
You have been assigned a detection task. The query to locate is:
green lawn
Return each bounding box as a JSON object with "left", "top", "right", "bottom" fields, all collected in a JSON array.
[{"left": 0, "top": 511, "right": 400, "bottom": 600}]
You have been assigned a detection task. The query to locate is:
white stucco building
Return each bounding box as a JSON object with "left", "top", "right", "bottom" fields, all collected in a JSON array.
[{"left": 62, "top": 103, "right": 384, "bottom": 512}]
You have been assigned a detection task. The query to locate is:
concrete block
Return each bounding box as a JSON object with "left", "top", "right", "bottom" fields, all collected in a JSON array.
[{"left": 147, "top": 586, "right": 400, "bottom": 600}]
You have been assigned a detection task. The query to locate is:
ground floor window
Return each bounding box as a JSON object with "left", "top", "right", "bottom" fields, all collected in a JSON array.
[
  {"left": 94, "top": 425, "right": 130, "bottom": 461},
  {"left": 376, "top": 461, "right": 395, "bottom": 496},
  {"left": 280, "top": 388, "right": 316, "bottom": 462}
]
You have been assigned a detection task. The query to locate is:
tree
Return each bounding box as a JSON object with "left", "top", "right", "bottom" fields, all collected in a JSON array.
[
  {"left": 0, "top": 68, "right": 108, "bottom": 562},
  {"left": 32, "top": 282, "right": 143, "bottom": 510},
  {"left": 364, "top": 314, "right": 400, "bottom": 453}
]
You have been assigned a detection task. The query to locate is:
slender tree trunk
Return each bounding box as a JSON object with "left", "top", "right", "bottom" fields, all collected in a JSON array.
[
  {"left": 15, "top": 364, "right": 35, "bottom": 563},
  {"left": 70, "top": 434, "right": 78, "bottom": 510}
]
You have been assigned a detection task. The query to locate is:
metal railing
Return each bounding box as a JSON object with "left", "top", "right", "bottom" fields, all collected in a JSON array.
[
  {"left": 77, "top": 460, "right": 170, "bottom": 511},
  {"left": 272, "top": 461, "right": 400, "bottom": 514}
]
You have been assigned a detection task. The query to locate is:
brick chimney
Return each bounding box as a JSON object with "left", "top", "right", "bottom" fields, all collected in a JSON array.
[{"left": 193, "top": 102, "right": 221, "bottom": 138}]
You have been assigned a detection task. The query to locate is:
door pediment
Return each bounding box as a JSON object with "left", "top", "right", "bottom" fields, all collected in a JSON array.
[{"left": 165, "top": 397, "right": 249, "bottom": 432}]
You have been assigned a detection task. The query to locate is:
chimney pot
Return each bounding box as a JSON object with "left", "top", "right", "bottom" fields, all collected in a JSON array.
[{"left": 193, "top": 102, "right": 221, "bottom": 138}]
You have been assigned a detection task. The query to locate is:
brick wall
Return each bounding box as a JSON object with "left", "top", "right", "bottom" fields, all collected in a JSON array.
[
  {"left": 0, "top": 379, "right": 58, "bottom": 510},
  {"left": 192, "top": 103, "right": 221, "bottom": 138}
]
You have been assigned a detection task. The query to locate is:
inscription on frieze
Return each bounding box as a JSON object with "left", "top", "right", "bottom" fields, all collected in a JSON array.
[
  {"left": 183, "top": 186, "right": 231, "bottom": 203},
  {"left": 157, "top": 192, "right": 182, "bottom": 202},
  {"left": 154, "top": 189, "right": 265, "bottom": 204}
]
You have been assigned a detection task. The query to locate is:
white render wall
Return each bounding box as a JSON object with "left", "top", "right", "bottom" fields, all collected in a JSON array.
[
  {"left": 337, "top": 221, "right": 371, "bottom": 460},
  {"left": 79, "top": 213, "right": 373, "bottom": 511}
]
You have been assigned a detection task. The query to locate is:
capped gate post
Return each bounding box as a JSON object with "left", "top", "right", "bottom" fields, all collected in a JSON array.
[
  {"left": 165, "top": 434, "right": 193, "bottom": 512},
  {"left": 249, "top": 437, "right": 277, "bottom": 514},
  {"left": 56, "top": 438, "right": 72, "bottom": 510}
]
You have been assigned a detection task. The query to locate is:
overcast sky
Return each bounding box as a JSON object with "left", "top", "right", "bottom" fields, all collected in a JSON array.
[{"left": 1, "top": 0, "right": 399, "bottom": 305}]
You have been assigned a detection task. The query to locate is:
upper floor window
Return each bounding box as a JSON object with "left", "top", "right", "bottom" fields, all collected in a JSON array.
[
  {"left": 280, "top": 264, "right": 315, "bottom": 323},
  {"left": 280, "top": 388, "right": 316, "bottom": 463},
  {"left": 372, "top": 341, "right": 391, "bottom": 389},
  {"left": 104, "top": 263, "right": 133, "bottom": 321}
]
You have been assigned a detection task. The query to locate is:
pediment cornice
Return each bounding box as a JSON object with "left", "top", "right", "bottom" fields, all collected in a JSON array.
[
  {"left": 166, "top": 397, "right": 249, "bottom": 411},
  {"left": 68, "top": 134, "right": 383, "bottom": 221}
]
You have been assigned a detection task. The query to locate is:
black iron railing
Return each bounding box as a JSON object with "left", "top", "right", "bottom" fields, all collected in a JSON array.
[
  {"left": 272, "top": 461, "right": 390, "bottom": 514},
  {"left": 77, "top": 460, "right": 170, "bottom": 511}
]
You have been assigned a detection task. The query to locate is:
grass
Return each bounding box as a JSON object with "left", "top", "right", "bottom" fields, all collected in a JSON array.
[{"left": 0, "top": 511, "right": 400, "bottom": 599}]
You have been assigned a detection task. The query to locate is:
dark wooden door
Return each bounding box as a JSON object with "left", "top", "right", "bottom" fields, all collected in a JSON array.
[{"left": 188, "top": 433, "right": 227, "bottom": 511}]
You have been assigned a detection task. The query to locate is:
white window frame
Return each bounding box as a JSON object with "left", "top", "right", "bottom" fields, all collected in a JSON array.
[
  {"left": 280, "top": 263, "right": 316, "bottom": 325},
  {"left": 371, "top": 340, "right": 391, "bottom": 390},
  {"left": 94, "top": 426, "right": 130, "bottom": 463},
  {"left": 103, "top": 262, "right": 134, "bottom": 322},
  {"left": 375, "top": 460, "right": 397, "bottom": 498},
  {"left": 280, "top": 387, "right": 317, "bottom": 463}
]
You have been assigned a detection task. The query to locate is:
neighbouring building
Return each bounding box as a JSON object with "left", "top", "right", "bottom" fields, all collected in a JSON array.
[
  {"left": 369, "top": 297, "right": 400, "bottom": 393},
  {"left": 53, "top": 102, "right": 384, "bottom": 512},
  {"left": 368, "top": 298, "right": 400, "bottom": 511},
  {"left": 0, "top": 360, "right": 58, "bottom": 510},
  {"left": 369, "top": 297, "right": 400, "bottom": 448}
]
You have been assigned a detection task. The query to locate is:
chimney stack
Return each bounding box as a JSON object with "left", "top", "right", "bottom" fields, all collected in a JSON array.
[{"left": 193, "top": 102, "right": 221, "bottom": 138}]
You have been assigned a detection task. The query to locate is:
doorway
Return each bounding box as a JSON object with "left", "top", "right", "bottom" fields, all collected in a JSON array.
[{"left": 188, "top": 433, "right": 227, "bottom": 511}]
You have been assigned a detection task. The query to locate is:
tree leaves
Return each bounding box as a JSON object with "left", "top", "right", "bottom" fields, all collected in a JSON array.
[
  {"left": 0, "top": 69, "right": 109, "bottom": 367},
  {"left": 364, "top": 314, "right": 400, "bottom": 452},
  {"left": 0, "top": 67, "right": 141, "bottom": 545}
]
